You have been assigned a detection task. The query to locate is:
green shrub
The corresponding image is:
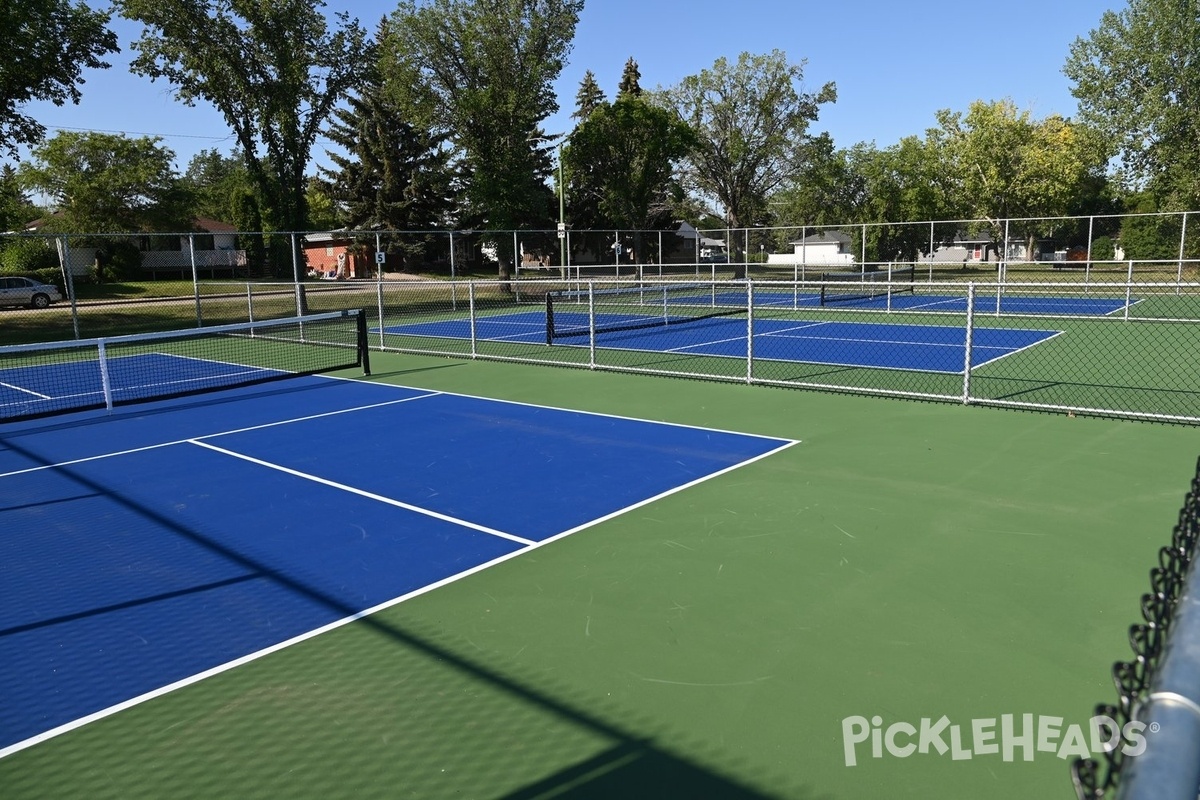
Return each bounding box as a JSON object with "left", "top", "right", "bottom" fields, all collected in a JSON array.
[
  {"left": 1090, "top": 236, "right": 1116, "bottom": 261},
  {"left": 0, "top": 237, "right": 57, "bottom": 273}
]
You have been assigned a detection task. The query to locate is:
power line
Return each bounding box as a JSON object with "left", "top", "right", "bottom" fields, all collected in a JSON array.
[{"left": 46, "top": 124, "right": 235, "bottom": 142}]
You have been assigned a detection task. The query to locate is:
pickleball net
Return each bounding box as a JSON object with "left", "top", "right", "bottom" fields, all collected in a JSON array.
[
  {"left": 819, "top": 266, "right": 916, "bottom": 306},
  {"left": 545, "top": 283, "right": 748, "bottom": 343},
  {"left": 0, "top": 309, "right": 370, "bottom": 423}
]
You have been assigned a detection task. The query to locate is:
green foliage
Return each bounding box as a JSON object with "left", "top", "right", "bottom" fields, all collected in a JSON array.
[
  {"left": 1118, "top": 212, "right": 1198, "bottom": 261},
  {"left": 930, "top": 100, "right": 1109, "bottom": 252},
  {"left": 1090, "top": 235, "right": 1116, "bottom": 261},
  {"left": 183, "top": 149, "right": 255, "bottom": 225},
  {"left": 659, "top": 50, "right": 837, "bottom": 232},
  {"left": 387, "top": 0, "right": 584, "bottom": 265},
  {"left": 0, "top": 237, "right": 58, "bottom": 273},
  {"left": 86, "top": 238, "right": 145, "bottom": 282},
  {"left": 0, "top": 0, "right": 119, "bottom": 155},
  {"left": 1065, "top": 0, "right": 1200, "bottom": 208},
  {"left": 0, "top": 165, "right": 36, "bottom": 231},
  {"left": 116, "top": 0, "right": 371, "bottom": 235},
  {"left": 573, "top": 70, "right": 605, "bottom": 121},
  {"left": 18, "top": 131, "right": 191, "bottom": 233},
  {"left": 564, "top": 94, "right": 695, "bottom": 236},
  {"left": 617, "top": 58, "right": 642, "bottom": 98},
  {"left": 322, "top": 38, "right": 457, "bottom": 260}
]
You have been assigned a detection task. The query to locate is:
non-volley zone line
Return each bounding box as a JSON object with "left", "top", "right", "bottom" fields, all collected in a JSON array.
[{"left": 0, "top": 377, "right": 795, "bottom": 756}]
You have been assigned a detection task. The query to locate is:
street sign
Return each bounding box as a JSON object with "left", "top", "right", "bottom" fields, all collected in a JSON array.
[{"left": 375, "top": 251, "right": 386, "bottom": 265}]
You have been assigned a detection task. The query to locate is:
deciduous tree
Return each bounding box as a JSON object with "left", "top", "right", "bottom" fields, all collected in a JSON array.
[{"left": 0, "top": 0, "right": 118, "bottom": 155}]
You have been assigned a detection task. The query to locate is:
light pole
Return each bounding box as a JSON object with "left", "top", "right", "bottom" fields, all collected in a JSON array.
[
  {"left": 556, "top": 141, "right": 566, "bottom": 271},
  {"left": 531, "top": 131, "right": 569, "bottom": 273}
]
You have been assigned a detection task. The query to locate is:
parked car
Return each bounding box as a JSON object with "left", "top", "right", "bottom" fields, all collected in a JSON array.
[{"left": 0, "top": 277, "right": 64, "bottom": 309}]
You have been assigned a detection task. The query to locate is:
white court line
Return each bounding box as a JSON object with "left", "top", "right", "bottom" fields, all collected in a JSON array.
[
  {"left": 0, "top": 381, "right": 52, "bottom": 400},
  {"left": 0, "top": 392, "right": 443, "bottom": 479},
  {"left": 0, "top": 432, "right": 797, "bottom": 762},
  {"left": 662, "top": 321, "right": 833, "bottom": 353},
  {"left": 188, "top": 439, "right": 536, "bottom": 547}
]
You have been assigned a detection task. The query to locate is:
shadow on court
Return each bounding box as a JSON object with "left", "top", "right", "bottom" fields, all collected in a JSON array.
[{"left": 0, "top": 429, "right": 817, "bottom": 800}]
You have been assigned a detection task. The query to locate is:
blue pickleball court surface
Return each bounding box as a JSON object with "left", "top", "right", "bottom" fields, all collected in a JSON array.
[{"left": 0, "top": 376, "right": 794, "bottom": 755}]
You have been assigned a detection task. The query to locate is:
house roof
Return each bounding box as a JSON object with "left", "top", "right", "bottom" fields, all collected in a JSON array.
[
  {"left": 792, "top": 232, "right": 851, "bottom": 245},
  {"left": 23, "top": 212, "right": 237, "bottom": 234}
]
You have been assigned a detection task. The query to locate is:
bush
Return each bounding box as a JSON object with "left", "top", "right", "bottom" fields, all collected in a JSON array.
[
  {"left": 0, "top": 237, "right": 57, "bottom": 273},
  {"left": 1090, "top": 236, "right": 1116, "bottom": 262},
  {"left": 97, "top": 239, "right": 144, "bottom": 282}
]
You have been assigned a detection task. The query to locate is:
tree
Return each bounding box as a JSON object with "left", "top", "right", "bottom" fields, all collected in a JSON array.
[
  {"left": 321, "top": 48, "right": 457, "bottom": 270},
  {"left": 573, "top": 70, "right": 605, "bottom": 121},
  {"left": 1065, "top": 0, "right": 1200, "bottom": 208},
  {"left": 932, "top": 99, "right": 1108, "bottom": 256},
  {"left": 0, "top": 0, "right": 119, "bottom": 155},
  {"left": 183, "top": 149, "right": 254, "bottom": 224},
  {"left": 563, "top": 94, "right": 695, "bottom": 259},
  {"left": 617, "top": 58, "right": 643, "bottom": 98},
  {"left": 18, "top": 131, "right": 189, "bottom": 234},
  {"left": 18, "top": 131, "right": 190, "bottom": 280},
  {"left": 0, "top": 165, "right": 37, "bottom": 231},
  {"left": 385, "top": 0, "right": 584, "bottom": 276},
  {"left": 659, "top": 50, "right": 837, "bottom": 255},
  {"left": 115, "top": 0, "right": 371, "bottom": 246}
]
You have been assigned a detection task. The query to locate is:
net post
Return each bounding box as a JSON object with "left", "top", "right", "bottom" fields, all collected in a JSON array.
[
  {"left": 97, "top": 340, "right": 114, "bottom": 412},
  {"left": 356, "top": 308, "right": 371, "bottom": 376},
  {"left": 545, "top": 291, "right": 555, "bottom": 345}
]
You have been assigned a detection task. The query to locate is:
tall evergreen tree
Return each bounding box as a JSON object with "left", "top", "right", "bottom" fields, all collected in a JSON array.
[
  {"left": 322, "top": 56, "right": 456, "bottom": 271},
  {"left": 573, "top": 70, "right": 605, "bottom": 121},
  {"left": 617, "top": 57, "right": 642, "bottom": 98}
]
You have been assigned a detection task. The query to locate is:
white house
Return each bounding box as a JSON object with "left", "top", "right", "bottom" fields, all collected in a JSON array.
[{"left": 767, "top": 231, "right": 855, "bottom": 268}]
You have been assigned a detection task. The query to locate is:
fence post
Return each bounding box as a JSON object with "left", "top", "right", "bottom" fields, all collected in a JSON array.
[
  {"left": 59, "top": 235, "right": 81, "bottom": 339},
  {"left": 469, "top": 280, "right": 477, "bottom": 359},
  {"left": 746, "top": 280, "right": 755, "bottom": 384},
  {"left": 189, "top": 233, "right": 202, "bottom": 326},
  {"left": 588, "top": 281, "right": 596, "bottom": 370},
  {"left": 961, "top": 283, "right": 976, "bottom": 404},
  {"left": 1125, "top": 260, "right": 1134, "bottom": 320},
  {"left": 376, "top": 281, "right": 386, "bottom": 349}
]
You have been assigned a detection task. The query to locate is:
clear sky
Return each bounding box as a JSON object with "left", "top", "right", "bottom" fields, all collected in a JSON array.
[{"left": 12, "top": 0, "right": 1123, "bottom": 175}]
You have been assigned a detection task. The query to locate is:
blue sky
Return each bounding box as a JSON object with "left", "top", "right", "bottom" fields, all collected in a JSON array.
[{"left": 13, "top": 0, "right": 1123, "bottom": 174}]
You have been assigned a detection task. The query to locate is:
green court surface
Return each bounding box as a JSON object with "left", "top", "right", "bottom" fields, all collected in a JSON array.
[{"left": 4, "top": 352, "right": 1199, "bottom": 799}]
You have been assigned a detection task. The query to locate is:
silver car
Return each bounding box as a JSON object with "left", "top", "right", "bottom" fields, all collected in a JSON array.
[{"left": 0, "top": 276, "right": 64, "bottom": 309}]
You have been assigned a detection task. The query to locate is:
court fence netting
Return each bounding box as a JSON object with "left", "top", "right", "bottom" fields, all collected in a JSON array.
[
  {"left": 0, "top": 309, "right": 369, "bottom": 423},
  {"left": 5, "top": 274, "right": 1200, "bottom": 424},
  {"left": 1072, "top": 455, "right": 1200, "bottom": 799}
]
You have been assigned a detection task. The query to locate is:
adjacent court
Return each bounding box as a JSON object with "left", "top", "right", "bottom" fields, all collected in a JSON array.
[{"left": 380, "top": 310, "right": 1061, "bottom": 373}]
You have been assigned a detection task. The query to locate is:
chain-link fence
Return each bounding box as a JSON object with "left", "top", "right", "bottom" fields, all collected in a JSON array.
[{"left": 6, "top": 268, "right": 1197, "bottom": 424}]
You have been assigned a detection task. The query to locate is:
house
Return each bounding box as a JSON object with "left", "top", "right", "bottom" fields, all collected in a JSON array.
[
  {"left": 302, "top": 231, "right": 376, "bottom": 279},
  {"left": 923, "top": 234, "right": 997, "bottom": 265},
  {"left": 767, "top": 231, "right": 855, "bottom": 268},
  {"left": 136, "top": 218, "right": 246, "bottom": 278},
  {"left": 22, "top": 215, "right": 248, "bottom": 278}
]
